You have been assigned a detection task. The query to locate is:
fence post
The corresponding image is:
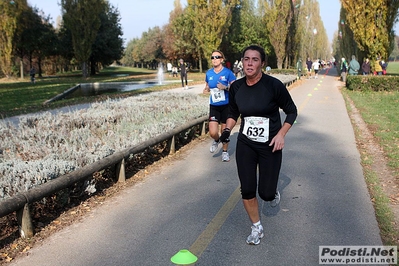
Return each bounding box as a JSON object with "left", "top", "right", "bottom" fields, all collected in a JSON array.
[
  {"left": 201, "top": 121, "right": 207, "bottom": 136},
  {"left": 169, "top": 135, "right": 176, "bottom": 154},
  {"left": 16, "top": 204, "right": 34, "bottom": 238},
  {"left": 116, "top": 159, "right": 126, "bottom": 183}
]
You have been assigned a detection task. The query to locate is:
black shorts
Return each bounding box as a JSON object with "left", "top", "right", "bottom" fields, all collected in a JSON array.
[
  {"left": 209, "top": 104, "right": 229, "bottom": 124},
  {"left": 235, "top": 137, "right": 282, "bottom": 201}
]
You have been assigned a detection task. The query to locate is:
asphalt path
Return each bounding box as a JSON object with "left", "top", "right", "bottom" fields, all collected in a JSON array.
[{"left": 10, "top": 68, "right": 384, "bottom": 266}]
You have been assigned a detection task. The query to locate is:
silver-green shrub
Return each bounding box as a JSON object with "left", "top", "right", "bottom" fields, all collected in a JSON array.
[{"left": 0, "top": 91, "right": 208, "bottom": 200}]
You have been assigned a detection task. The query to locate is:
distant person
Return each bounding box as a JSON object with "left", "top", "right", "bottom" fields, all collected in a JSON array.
[
  {"left": 340, "top": 58, "right": 348, "bottom": 82},
  {"left": 172, "top": 66, "right": 178, "bottom": 77},
  {"left": 348, "top": 55, "right": 360, "bottom": 75},
  {"left": 306, "top": 57, "right": 312, "bottom": 79},
  {"left": 361, "top": 58, "right": 371, "bottom": 75},
  {"left": 296, "top": 58, "right": 302, "bottom": 80},
  {"left": 167, "top": 62, "right": 172, "bottom": 76},
  {"left": 179, "top": 59, "right": 188, "bottom": 89},
  {"left": 30, "top": 67, "right": 36, "bottom": 83},
  {"left": 233, "top": 59, "right": 243, "bottom": 78},
  {"left": 226, "top": 61, "right": 231, "bottom": 70},
  {"left": 237, "top": 59, "right": 243, "bottom": 77},
  {"left": 381, "top": 59, "right": 388, "bottom": 75},
  {"left": 374, "top": 57, "right": 383, "bottom": 75},
  {"left": 203, "top": 50, "right": 236, "bottom": 162},
  {"left": 233, "top": 60, "right": 240, "bottom": 77},
  {"left": 312, "top": 59, "right": 320, "bottom": 79}
]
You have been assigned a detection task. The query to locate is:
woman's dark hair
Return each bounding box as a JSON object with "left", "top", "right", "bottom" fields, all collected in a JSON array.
[{"left": 242, "top": 45, "right": 266, "bottom": 62}]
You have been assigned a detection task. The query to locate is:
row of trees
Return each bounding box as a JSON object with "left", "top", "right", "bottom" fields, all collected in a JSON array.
[
  {"left": 2, "top": 0, "right": 397, "bottom": 78},
  {"left": 333, "top": 0, "right": 399, "bottom": 66},
  {"left": 122, "top": 0, "right": 330, "bottom": 71},
  {"left": 0, "top": 0, "right": 124, "bottom": 79},
  {"left": 123, "top": 0, "right": 399, "bottom": 72}
]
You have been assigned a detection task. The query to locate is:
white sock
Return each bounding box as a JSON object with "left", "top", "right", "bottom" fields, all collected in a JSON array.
[{"left": 253, "top": 221, "right": 262, "bottom": 228}]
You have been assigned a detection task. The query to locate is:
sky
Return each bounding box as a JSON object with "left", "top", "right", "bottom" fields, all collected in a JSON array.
[{"left": 27, "top": 0, "right": 398, "bottom": 46}]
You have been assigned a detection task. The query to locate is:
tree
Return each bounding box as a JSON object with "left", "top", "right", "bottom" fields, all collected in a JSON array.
[
  {"left": 0, "top": 0, "right": 26, "bottom": 77},
  {"left": 14, "top": 6, "right": 57, "bottom": 78},
  {"left": 389, "top": 36, "right": 399, "bottom": 61},
  {"left": 163, "top": 0, "right": 193, "bottom": 65},
  {"left": 225, "top": 0, "right": 270, "bottom": 61},
  {"left": 140, "top": 27, "right": 164, "bottom": 68},
  {"left": 12, "top": 3, "right": 35, "bottom": 78},
  {"left": 56, "top": 25, "right": 75, "bottom": 72},
  {"left": 132, "top": 34, "right": 147, "bottom": 68},
  {"left": 61, "top": 0, "right": 104, "bottom": 78},
  {"left": 121, "top": 38, "right": 137, "bottom": 67},
  {"left": 89, "top": 2, "right": 124, "bottom": 75},
  {"left": 262, "top": 0, "right": 292, "bottom": 69},
  {"left": 341, "top": 0, "right": 399, "bottom": 61},
  {"left": 337, "top": 7, "right": 358, "bottom": 62},
  {"left": 187, "top": 0, "right": 239, "bottom": 71}
]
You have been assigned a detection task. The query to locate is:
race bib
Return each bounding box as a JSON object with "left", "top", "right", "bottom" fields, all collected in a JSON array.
[
  {"left": 210, "top": 88, "right": 225, "bottom": 103},
  {"left": 243, "top": 116, "right": 269, "bottom": 143}
]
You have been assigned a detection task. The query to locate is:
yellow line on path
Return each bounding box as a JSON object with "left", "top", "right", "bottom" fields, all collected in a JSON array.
[{"left": 189, "top": 186, "right": 241, "bottom": 259}]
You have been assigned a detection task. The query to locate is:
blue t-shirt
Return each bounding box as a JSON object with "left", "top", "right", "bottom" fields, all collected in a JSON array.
[{"left": 205, "top": 67, "right": 236, "bottom": 106}]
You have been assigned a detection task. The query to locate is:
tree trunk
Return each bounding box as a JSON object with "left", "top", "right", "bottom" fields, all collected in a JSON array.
[
  {"left": 198, "top": 52, "right": 202, "bottom": 73},
  {"left": 82, "top": 62, "right": 88, "bottom": 78},
  {"left": 38, "top": 57, "right": 42, "bottom": 78},
  {"left": 90, "top": 58, "right": 96, "bottom": 76},
  {"left": 277, "top": 57, "right": 283, "bottom": 69},
  {"left": 20, "top": 59, "right": 24, "bottom": 79}
]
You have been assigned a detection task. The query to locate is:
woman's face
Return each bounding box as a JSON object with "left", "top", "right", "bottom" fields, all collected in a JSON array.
[
  {"left": 211, "top": 52, "right": 223, "bottom": 67},
  {"left": 242, "top": 49, "right": 264, "bottom": 78}
]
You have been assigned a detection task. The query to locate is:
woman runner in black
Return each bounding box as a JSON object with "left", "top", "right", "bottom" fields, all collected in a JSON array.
[{"left": 219, "top": 45, "right": 297, "bottom": 245}]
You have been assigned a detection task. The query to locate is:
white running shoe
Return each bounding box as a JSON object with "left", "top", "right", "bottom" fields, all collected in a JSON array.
[
  {"left": 246, "top": 225, "right": 264, "bottom": 245},
  {"left": 210, "top": 140, "right": 220, "bottom": 153},
  {"left": 222, "top": 152, "right": 230, "bottom": 162},
  {"left": 270, "top": 191, "right": 280, "bottom": 207},
  {"left": 185, "top": 85, "right": 188, "bottom": 90}
]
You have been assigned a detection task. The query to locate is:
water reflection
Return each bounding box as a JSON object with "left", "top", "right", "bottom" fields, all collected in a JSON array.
[{"left": 64, "top": 82, "right": 156, "bottom": 99}]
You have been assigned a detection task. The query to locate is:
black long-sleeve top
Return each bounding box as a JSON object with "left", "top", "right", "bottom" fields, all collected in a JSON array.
[{"left": 228, "top": 73, "right": 298, "bottom": 144}]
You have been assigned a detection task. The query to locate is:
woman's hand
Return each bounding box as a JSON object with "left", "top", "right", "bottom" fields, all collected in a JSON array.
[
  {"left": 269, "top": 122, "right": 292, "bottom": 152},
  {"left": 269, "top": 134, "right": 285, "bottom": 152},
  {"left": 217, "top": 82, "right": 228, "bottom": 90}
]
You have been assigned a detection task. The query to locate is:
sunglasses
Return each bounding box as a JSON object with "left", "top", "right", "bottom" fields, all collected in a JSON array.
[{"left": 211, "top": 55, "right": 222, "bottom": 59}]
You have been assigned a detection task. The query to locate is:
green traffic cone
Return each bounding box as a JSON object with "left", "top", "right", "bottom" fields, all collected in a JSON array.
[{"left": 171, "top": 249, "right": 198, "bottom": 265}]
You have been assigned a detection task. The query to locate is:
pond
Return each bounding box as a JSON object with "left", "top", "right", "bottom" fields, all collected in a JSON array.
[{"left": 63, "top": 82, "right": 158, "bottom": 99}]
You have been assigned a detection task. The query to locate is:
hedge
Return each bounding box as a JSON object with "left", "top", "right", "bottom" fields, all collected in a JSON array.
[{"left": 346, "top": 75, "right": 399, "bottom": 91}]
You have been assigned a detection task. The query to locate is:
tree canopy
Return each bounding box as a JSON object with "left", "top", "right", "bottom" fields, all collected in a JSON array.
[
  {"left": 89, "top": 3, "right": 124, "bottom": 75},
  {"left": 186, "top": 0, "right": 239, "bottom": 71},
  {"left": 340, "top": 0, "right": 399, "bottom": 61},
  {"left": 61, "top": 0, "right": 104, "bottom": 78},
  {"left": 0, "top": 0, "right": 27, "bottom": 77}
]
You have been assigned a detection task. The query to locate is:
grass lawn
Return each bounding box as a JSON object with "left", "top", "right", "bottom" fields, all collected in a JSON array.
[
  {"left": 0, "top": 66, "right": 205, "bottom": 118},
  {"left": 343, "top": 62, "right": 399, "bottom": 247},
  {"left": 386, "top": 60, "right": 399, "bottom": 74}
]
